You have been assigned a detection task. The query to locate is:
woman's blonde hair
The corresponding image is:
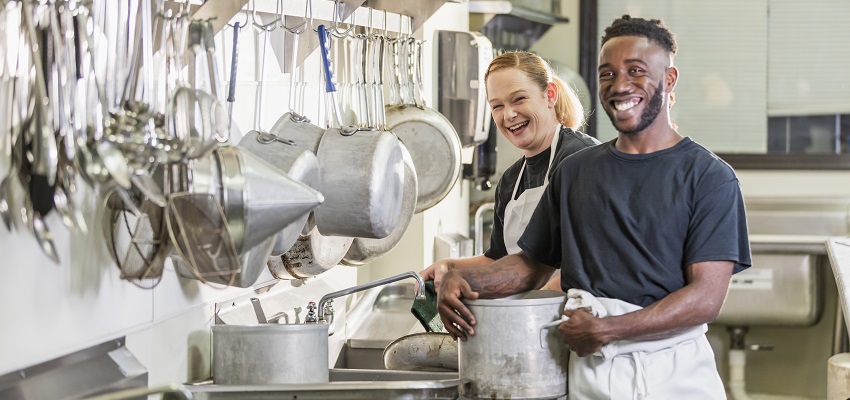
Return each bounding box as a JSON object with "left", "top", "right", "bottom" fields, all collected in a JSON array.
[{"left": 484, "top": 51, "right": 585, "bottom": 130}]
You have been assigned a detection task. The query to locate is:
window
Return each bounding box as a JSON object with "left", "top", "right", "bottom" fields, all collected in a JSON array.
[{"left": 593, "top": 0, "right": 850, "bottom": 168}]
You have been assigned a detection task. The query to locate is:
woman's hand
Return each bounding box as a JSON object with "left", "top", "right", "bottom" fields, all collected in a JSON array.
[{"left": 419, "top": 259, "right": 455, "bottom": 290}]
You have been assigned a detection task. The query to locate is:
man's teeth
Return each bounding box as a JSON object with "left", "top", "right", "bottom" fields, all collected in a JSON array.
[
  {"left": 615, "top": 99, "right": 639, "bottom": 111},
  {"left": 508, "top": 122, "right": 528, "bottom": 132}
]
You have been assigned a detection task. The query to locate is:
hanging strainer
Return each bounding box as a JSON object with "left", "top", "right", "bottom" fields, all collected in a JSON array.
[
  {"left": 165, "top": 191, "right": 241, "bottom": 286},
  {"left": 102, "top": 187, "right": 170, "bottom": 289}
]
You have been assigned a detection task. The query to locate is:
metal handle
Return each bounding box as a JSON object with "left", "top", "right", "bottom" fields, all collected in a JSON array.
[
  {"left": 227, "top": 22, "right": 240, "bottom": 104},
  {"left": 82, "top": 384, "right": 193, "bottom": 400},
  {"left": 251, "top": 297, "right": 268, "bottom": 323},
  {"left": 317, "top": 24, "right": 354, "bottom": 134},
  {"left": 317, "top": 24, "right": 336, "bottom": 93}
]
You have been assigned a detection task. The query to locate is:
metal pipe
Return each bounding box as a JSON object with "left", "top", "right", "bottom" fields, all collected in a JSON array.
[
  {"left": 474, "top": 202, "right": 495, "bottom": 255},
  {"left": 317, "top": 271, "right": 425, "bottom": 322}
]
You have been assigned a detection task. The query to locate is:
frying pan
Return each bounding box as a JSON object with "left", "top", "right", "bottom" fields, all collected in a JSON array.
[{"left": 385, "top": 36, "right": 461, "bottom": 213}]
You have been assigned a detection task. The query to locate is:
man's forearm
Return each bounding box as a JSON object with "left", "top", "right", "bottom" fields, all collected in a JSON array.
[
  {"left": 455, "top": 253, "right": 555, "bottom": 298},
  {"left": 444, "top": 255, "right": 496, "bottom": 272},
  {"left": 599, "top": 261, "right": 733, "bottom": 343}
]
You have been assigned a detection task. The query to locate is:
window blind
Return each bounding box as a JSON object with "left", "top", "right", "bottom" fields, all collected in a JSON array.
[
  {"left": 767, "top": 0, "right": 850, "bottom": 116},
  {"left": 596, "top": 0, "right": 768, "bottom": 153}
]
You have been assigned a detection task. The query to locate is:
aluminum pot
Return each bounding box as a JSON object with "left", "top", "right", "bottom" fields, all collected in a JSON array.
[
  {"left": 212, "top": 323, "right": 329, "bottom": 385},
  {"left": 459, "top": 290, "right": 568, "bottom": 400},
  {"left": 341, "top": 142, "right": 416, "bottom": 265},
  {"left": 267, "top": 228, "right": 353, "bottom": 279},
  {"left": 313, "top": 25, "right": 404, "bottom": 239}
]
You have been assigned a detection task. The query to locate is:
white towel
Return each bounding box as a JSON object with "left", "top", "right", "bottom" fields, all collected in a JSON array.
[{"left": 559, "top": 289, "right": 707, "bottom": 360}]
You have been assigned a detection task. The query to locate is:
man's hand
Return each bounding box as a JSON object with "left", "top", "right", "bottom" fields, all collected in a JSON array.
[
  {"left": 437, "top": 269, "right": 479, "bottom": 341},
  {"left": 557, "top": 308, "right": 610, "bottom": 357}
]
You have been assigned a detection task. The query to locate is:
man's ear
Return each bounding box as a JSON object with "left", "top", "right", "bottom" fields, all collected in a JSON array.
[{"left": 666, "top": 66, "right": 679, "bottom": 93}]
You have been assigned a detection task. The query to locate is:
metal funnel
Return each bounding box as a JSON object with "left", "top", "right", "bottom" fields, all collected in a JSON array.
[
  {"left": 216, "top": 146, "right": 324, "bottom": 255},
  {"left": 237, "top": 129, "right": 321, "bottom": 255}
]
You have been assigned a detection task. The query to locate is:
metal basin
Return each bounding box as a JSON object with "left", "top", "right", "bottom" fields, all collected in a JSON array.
[
  {"left": 186, "top": 369, "right": 469, "bottom": 399},
  {"left": 336, "top": 283, "right": 425, "bottom": 369}
]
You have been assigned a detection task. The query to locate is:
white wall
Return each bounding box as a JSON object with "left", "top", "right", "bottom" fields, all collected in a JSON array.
[{"left": 0, "top": 1, "right": 471, "bottom": 391}]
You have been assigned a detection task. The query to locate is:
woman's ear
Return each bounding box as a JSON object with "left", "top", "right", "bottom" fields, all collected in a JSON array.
[{"left": 547, "top": 81, "right": 559, "bottom": 108}]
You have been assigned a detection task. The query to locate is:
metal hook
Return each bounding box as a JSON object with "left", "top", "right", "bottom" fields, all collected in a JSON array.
[
  {"left": 306, "top": 0, "right": 318, "bottom": 33},
  {"left": 250, "top": 0, "right": 279, "bottom": 31},
  {"left": 226, "top": 4, "right": 249, "bottom": 28},
  {"left": 380, "top": 9, "right": 388, "bottom": 39},
  {"left": 279, "top": 0, "right": 306, "bottom": 33},
  {"left": 367, "top": 7, "right": 374, "bottom": 37},
  {"left": 329, "top": 0, "right": 355, "bottom": 37}
]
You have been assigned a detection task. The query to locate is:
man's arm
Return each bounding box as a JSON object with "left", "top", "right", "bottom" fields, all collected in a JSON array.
[
  {"left": 438, "top": 252, "right": 557, "bottom": 340},
  {"left": 419, "top": 255, "right": 496, "bottom": 289},
  {"left": 558, "top": 260, "right": 733, "bottom": 356}
]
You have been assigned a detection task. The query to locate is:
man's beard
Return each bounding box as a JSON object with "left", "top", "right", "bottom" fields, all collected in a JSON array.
[{"left": 608, "top": 81, "right": 664, "bottom": 136}]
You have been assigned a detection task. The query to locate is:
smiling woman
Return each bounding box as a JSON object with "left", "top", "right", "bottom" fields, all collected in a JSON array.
[{"left": 418, "top": 51, "right": 599, "bottom": 290}]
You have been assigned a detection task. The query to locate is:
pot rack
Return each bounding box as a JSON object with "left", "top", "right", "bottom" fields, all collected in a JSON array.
[{"left": 166, "top": 0, "right": 458, "bottom": 67}]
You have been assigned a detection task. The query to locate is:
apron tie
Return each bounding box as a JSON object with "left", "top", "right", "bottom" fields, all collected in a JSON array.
[{"left": 632, "top": 351, "right": 650, "bottom": 400}]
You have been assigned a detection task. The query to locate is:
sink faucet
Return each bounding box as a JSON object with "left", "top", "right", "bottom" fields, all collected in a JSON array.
[{"left": 317, "top": 271, "right": 426, "bottom": 322}]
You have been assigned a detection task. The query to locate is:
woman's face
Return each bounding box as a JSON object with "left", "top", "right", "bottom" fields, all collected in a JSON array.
[{"left": 486, "top": 67, "right": 558, "bottom": 157}]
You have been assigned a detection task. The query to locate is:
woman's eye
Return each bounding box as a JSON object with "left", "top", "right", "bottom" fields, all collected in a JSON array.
[{"left": 491, "top": 104, "right": 502, "bottom": 110}]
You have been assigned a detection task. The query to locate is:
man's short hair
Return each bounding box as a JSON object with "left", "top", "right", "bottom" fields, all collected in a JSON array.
[{"left": 601, "top": 14, "right": 677, "bottom": 55}]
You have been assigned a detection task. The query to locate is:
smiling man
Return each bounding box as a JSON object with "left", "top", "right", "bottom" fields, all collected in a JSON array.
[{"left": 437, "top": 15, "right": 751, "bottom": 399}]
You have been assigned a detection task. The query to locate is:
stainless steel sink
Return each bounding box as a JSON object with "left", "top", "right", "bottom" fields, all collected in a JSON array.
[
  {"left": 186, "top": 369, "right": 469, "bottom": 399},
  {"left": 335, "top": 283, "right": 426, "bottom": 369}
]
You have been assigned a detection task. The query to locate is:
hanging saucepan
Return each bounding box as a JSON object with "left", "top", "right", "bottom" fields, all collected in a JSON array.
[
  {"left": 313, "top": 24, "right": 404, "bottom": 239},
  {"left": 342, "top": 144, "right": 416, "bottom": 265},
  {"left": 343, "top": 31, "right": 417, "bottom": 266},
  {"left": 238, "top": 20, "right": 322, "bottom": 257},
  {"left": 266, "top": 22, "right": 359, "bottom": 280},
  {"left": 385, "top": 33, "right": 461, "bottom": 213}
]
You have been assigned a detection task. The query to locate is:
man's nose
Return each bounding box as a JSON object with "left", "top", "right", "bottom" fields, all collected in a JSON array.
[{"left": 612, "top": 73, "right": 632, "bottom": 92}]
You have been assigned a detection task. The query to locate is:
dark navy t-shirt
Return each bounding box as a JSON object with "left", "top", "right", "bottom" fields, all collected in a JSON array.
[{"left": 518, "top": 137, "right": 752, "bottom": 307}]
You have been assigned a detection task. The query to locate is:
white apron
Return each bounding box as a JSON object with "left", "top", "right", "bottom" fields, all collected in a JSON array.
[
  {"left": 565, "top": 289, "right": 726, "bottom": 400},
  {"left": 503, "top": 128, "right": 560, "bottom": 254}
]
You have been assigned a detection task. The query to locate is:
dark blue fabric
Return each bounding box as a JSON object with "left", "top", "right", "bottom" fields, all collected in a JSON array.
[{"left": 518, "top": 137, "right": 752, "bottom": 307}]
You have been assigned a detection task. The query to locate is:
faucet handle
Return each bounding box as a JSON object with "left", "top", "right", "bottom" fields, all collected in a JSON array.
[
  {"left": 323, "top": 299, "right": 335, "bottom": 324},
  {"left": 305, "top": 301, "right": 318, "bottom": 323}
]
